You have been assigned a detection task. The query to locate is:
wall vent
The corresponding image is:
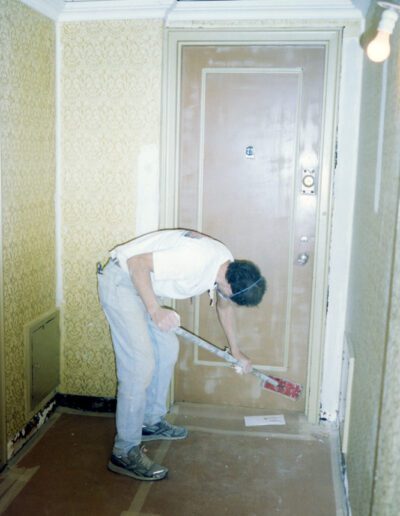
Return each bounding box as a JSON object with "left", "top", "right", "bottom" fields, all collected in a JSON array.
[{"left": 25, "top": 310, "right": 60, "bottom": 417}]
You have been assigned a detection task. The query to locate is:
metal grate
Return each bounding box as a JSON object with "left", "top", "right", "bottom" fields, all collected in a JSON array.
[{"left": 25, "top": 310, "right": 60, "bottom": 415}]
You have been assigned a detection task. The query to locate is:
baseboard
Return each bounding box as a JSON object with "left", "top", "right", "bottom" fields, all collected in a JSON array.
[
  {"left": 55, "top": 393, "right": 116, "bottom": 413},
  {"left": 6, "top": 394, "right": 116, "bottom": 463},
  {"left": 8, "top": 398, "right": 57, "bottom": 460}
]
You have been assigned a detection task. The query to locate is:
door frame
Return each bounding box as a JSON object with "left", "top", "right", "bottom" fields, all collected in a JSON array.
[
  {"left": 0, "top": 141, "right": 6, "bottom": 469},
  {"left": 160, "top": 28, "right": 342, "bottom": 423}
]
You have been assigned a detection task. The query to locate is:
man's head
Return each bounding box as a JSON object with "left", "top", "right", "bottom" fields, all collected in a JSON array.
[{"left": 225, "top": 260, "right": 267, "bottom": 306}]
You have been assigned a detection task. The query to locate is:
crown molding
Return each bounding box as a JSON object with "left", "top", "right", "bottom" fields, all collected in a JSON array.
[
  {"left": 167, "top": 1, "right": 362, "bottom": 23},
  {"left": 60, "top": 0, "right": 174, "bottom": 22},
  {"left": 20, "top": 0, "right": 362, "bottom": 23},
  {"left": 20, "top": 0, "right": 175, "bottom": 21},
  {"left": 21, "top": 0, "right": 65, "bottom": 21}
]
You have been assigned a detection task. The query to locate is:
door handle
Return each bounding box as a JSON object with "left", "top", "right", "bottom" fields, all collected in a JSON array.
[{"left": 296, "top": 253, "right": 309, "bottom": 266}]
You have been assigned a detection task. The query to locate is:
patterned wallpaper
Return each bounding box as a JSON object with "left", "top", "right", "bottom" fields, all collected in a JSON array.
[
  {"left": 345, "top": 7, "right": 400, "bottom": 516},
  {"left": 0, "top": 0, "right": 56, "bottom": 438},
  {"left": 60, "top": 19, "right": 163, "bottom": 396}
]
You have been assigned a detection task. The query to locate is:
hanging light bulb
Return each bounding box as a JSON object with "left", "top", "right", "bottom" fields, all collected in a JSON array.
[
  {"left": 367, "top": 27, "right": 392, "bottom": 62},
  {"left": 366, "top": 3, "right": 400, "bottom": 63}
]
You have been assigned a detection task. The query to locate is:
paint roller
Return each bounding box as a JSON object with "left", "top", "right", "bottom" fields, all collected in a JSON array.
[{"left": 175, "top": 327, "right": 303, "bottom": 401}]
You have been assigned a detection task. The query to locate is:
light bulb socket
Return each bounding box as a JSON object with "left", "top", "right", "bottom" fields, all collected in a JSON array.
[
  {"left": 377, "top": 8, "right": 399, "bottom": 34},
  {"left": 377, "top": 1, "right": 400, "bottom": 10}
]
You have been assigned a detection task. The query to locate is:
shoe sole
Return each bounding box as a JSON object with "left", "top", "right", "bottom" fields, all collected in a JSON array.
[
  {"left": 141, "top": 434, "right": 188, "bottom": 442},
  {"left": 107, "top": 461, "right": 168, "bottom": 481}
]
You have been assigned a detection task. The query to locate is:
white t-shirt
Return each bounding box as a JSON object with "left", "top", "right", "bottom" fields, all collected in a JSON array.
[{"left": 110, "top": 230, "right": 233, "bottom": 299}]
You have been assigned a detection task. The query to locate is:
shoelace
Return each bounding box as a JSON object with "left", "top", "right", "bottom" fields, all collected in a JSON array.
[
  {"left": 138, "top": 446, "right": 154, "bottom": 468},
  {"left": 159, "top": 420, "right": 172, "bottom": 431}
]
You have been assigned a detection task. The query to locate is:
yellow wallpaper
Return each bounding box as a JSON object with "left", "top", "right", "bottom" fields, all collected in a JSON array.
[
  {"left": 0, "top": 0, "right": 56, "bottom": 438},
  {"left": 60, "top": 20, "right": 163, "bottom": 396}
]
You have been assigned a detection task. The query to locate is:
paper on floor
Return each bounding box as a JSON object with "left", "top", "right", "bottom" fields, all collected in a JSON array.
[{"left": 244, "top": 415, "right": 286, "bottom": 427}]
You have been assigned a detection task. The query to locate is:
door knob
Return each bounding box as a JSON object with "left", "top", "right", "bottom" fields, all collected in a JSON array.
[{"left": 296, "top": 253, "right": 309, "bottom": 266}]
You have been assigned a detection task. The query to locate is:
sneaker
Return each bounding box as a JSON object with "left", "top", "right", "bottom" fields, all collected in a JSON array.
[
  {"left": 108, "top": 445, "right": 168, "bottom": 481},
  {"left": 142, "top": 418, "right": 188, "bottom": 442}
]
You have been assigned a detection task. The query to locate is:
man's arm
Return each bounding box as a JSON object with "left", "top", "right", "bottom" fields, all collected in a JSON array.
[
  {"left": 216, "top": 295, "right": 252, "bottom": 373},
  {"left": 127, "top": 253, "right": 179, "bottom": 332}
]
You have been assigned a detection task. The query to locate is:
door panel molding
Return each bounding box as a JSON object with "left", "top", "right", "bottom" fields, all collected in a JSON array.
[
  {"left": 195, "top": 66, "right": 304, "bottom": 374},
  {"left": 161, "top": 29, "right": 341, "bottom": 422}
]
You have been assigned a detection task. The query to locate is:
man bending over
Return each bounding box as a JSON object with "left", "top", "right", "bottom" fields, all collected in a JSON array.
[{"left": 97, "top": 229, "right": 266, "bottom": 481}]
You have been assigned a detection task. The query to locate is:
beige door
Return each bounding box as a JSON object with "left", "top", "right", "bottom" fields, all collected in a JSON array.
[{"left": 175, "top": 45, "right": 325, "bottom": 411}]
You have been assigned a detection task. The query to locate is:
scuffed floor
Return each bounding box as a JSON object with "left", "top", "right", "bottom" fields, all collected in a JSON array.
[{"left": 0, "top": 403, "right": 346, "bottom": 515}]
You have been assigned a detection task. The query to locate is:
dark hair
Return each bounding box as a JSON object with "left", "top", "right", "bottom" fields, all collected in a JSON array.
[{"left": 226, "top": 260, "right": 267, "bottom": 306}]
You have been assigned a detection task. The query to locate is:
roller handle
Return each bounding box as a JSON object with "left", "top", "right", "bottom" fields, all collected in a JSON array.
[{"left": 175, "top": 327, "right": 279, "bottom": 388}]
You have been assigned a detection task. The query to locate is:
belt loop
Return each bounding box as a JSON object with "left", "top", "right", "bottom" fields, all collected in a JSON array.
[{"left": 111, "top": 257, "right": 121, "bottom": 267}]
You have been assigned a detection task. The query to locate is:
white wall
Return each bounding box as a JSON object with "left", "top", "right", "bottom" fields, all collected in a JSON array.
[
  {"left": 320, "top": 31, "right": 365, "bottom": 420},
  {"left": 351, "top": 0, "right": 372, "bottom": 17}
]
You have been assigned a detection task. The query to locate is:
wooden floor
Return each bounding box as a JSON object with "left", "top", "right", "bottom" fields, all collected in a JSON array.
[{"left": 0, "top": 403, "right": 346, "bottom": 516}]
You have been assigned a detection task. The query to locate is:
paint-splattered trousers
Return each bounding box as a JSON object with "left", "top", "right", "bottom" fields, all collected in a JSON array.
[{"left": 97, "top": 260, "right": 179, "bottom": 456}]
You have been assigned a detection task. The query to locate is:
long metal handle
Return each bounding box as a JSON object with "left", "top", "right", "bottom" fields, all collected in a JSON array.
[{"left": 175, "top": 327, "right": 279, "bottom": 387}]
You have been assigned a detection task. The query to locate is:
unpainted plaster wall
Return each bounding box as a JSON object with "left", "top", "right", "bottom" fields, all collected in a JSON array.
[
  {"left": 345, "top": 3, "right": 400, "bottom": 515},
  {"left": 371, "top": 195, "right": 400, "bottom": 516}
]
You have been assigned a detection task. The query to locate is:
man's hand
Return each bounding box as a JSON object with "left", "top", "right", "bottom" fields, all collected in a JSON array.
[
  {"left": 150, "top": 307, "right": 180, "bottom": 332},
  {"left": 231, "top": 349, "right": 253, "bottom": 374},
  {"left": 127, "top": 254, "right": 180, "bottom": 332}
]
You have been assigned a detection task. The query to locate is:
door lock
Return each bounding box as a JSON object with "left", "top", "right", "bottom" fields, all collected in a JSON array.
[
  {"left": 296, "top": 253, "right": 309, "bottom": 266},
  {"left": 301, "top": 169, "right": 316, "bottom": 195}
]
